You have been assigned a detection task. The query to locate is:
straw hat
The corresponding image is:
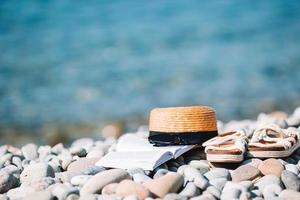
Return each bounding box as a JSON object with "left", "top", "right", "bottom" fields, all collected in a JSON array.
[{"left": 148, "top": 106, "right": 218, "bottom": 146}]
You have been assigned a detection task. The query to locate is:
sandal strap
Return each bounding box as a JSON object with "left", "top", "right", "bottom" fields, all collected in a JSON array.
[
  {"left": 249, "top": 124, "right": 300, "bottom": 150},
  {"left": 203, "top": 131, "right": 247, "bottom": 153}
]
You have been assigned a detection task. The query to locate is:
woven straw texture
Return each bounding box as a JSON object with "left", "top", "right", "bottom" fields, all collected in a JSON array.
[{"left": 149, "top": 106, "right": 217, "bottom": 133}]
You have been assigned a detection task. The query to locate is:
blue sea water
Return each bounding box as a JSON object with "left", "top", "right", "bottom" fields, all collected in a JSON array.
[{"left": 0, "top": 0, "right": 300, "bottom": 126}]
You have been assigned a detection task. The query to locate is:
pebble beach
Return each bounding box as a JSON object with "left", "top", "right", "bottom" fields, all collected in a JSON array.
[{"left": 0, "top": 108, "right": 300, "bottom": 200}]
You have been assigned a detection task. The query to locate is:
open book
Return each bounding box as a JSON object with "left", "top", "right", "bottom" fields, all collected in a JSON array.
[{"left": 96, "top": 134, "right": 194, "bottom": 170}]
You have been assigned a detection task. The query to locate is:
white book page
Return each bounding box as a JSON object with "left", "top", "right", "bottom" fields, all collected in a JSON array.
[
  {"left": 96, "top": 151, "right": 173, "bottom": 170},
  {"left": 116, "top": 134, "right": 194, "bottom": 156}
]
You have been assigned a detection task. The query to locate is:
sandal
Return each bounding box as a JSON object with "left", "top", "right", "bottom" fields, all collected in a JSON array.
[
  {"left": 202, "top": 130, "right": 248, "bottom": 163},
  {"left": 247, "top": 124, "right": 300, "bottom": 158}
]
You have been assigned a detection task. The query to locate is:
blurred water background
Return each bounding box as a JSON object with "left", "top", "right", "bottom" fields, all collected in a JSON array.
[{"left": 1, "top": 0, "right": 300, "bottom": 144}]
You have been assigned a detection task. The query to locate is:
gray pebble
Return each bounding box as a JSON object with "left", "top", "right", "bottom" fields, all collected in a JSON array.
[
  {"left": 48, "top": 158, "right": 62, "bottom": 173},
  {"left": 153, "top": 168, "right": 169, "bottom": 179},
  {"left": 22, "top": 191, "right": 54, "bottom": 200},
  {"left": 127, "top": 168, "right": 145, "bottom": 177},
  {"left": 206, "top": 186, "right": 221, "bottom": 199},
  {"left": 262, "top": 184, "right": 282, "bottom": 200},
  {"left": 163, "top": 193, "right": 188, "bottom": 200},
  {"left": 52, "top": 183, "right": 79, "bottom": 200},
  {"left": 179, "top": 182, "right": 200, "bottom": 197},
  {"left": 52, "top": 143, "right": 65, "bottom": 155},
  {"left": 285, "top": 157, "right": 297, "bottom": 164},
  {"left": 254, "top": 175, "right": 282, "bottom": 191},
  {"left": 21, "top": 143, "right": 38, "bottom": 160},
  {"left": 66, "top": 194, "right": 80, "bottom": 200},
  {"left": 204, "top": 168, "right": 230, "bottom": 181},
  {"left": 190, "top": 193, "right": 216, "bottom": 200},
  {"left": 70, "top": 146, "right": 87, "bottom": 157},
  {"left": 209, "top": 178, "right": 227, "bottom": 191},
  {"left": 20, "top": 163, "right": 55, "bottom": 184},
  {"left": 239, "top": 180, "right": 253, "bottom": 190},
  {"left": 123, "top": 195, "right": 139, "bottom": 200},
  {"left": 7, "top": 186, "right": 36, "bottom": 200},
  {"left": 11, "top": 156, "right": 23, "bottom": 170},
  {"left": 25, "top": 177, "right": 56, "bottom": 190},
  {"left": 38, "top": 146, "right": 52, "bottom": 161},
  {"left": 251, "top": 189, "right": 262, "bottom": 198},
  {"left": 71, "top": 175, "right": 92, "bottom": 186},
  {"left": 285, "top": 164, "right": 299, "bottom": 175},
  {"left": 281, "top": 170, "right": 300, "bottom": 191},
  {"left": 220, "top": 187, "right": 241, "bottom": 200},
  {"left": 86, "top": 150, "right": 104, "bottom": 159},
  {"left": 55, "top": 171, "right": 82, "bottom": 183},
  {"left": 183, "top": 167, "right": 208, "bottom": 189},
  {"left": 81, "top": 165, "right": 105, "bottom": 175},
  {"left": 60, "top": 154, "right": 73, "bottom": 170},
  {"left": 22, "top": 159, "right": 31, "bottom": 168},
  {"left": 177, "top": 165, "right": 190, "bottom": 175},
  {"left": 0, "top": 170, "right": 18, "bottom": 193},
  {"left": 133, "top": 173, "right": 152, "bottom": 184},
  {"left": 71, "top": 138, "right": 94, "bottom": 152},
  {"left": 188, "top": 160, "right": 210, "bottom": 174}
]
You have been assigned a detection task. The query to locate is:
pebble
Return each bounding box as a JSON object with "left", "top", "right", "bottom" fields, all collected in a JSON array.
[
  {"left": 22, "top": 191, "right": 54, "bottom": 200},
  {"left": 188, "top": 160, "right": 210, "bottom": 174},
  {"left": 81, "top": 169, "right": 130, "bottom": 194},
  {"left": 231, "top": 165, "right": 261, "bottom": 182},
  {"left": 12, "top": 157, "right": 22, "bottom": 171},
  {"left": 254, "top": 175, "right": 282, "bottom": 191},
  {"left": 262, "top": 184, "right": 282, "bottom": 200},
  {"left": 143, "top": 172, "right": 184, "bottom": 198},
  {"left": 242, "top": 158, "right": 262, "bottom": 168},
  {"left": 190, "top": 193, "right": 216, "bottom": 200},
  {"left": 38, "top": 146, "right": 52, "bottom": 161},
  {"left": 56, "top": 171, "right": 82, "bottom": 183},
  {"left": 70, "top": 146, "right": 87, "bottom": 157},
  {"left": 102, "top": 183, "right": 119, "bottom": 195},
  {"left": 204, "top": 168, "right": 230, "bottom": 181},
  {"left": 116, "top": 180, "right": 150, "bottom": 200},
  {"left": 183, "top": 167, "right": 208, "bottom": 189},
  {"left": 67, "top": 157, "right": 100, "bottom": 172},
  {"left": 279, "top": 189, "right": 300, "bottom": 200},
  {"left": 25, "top": 177, "right": 55, "bottom": 190},
  {"left": 21, "top": 143, "right": 38, "bottom": 160},
  {"left": 208, "top": 178, "right": 227, "bottom": 191},
  {"left": 164, "top": 193, "right": 188, "bottom": 200},
  {"left": 81, "top": 165, "right": 105, "bottom": 175},
  {"left": 258, "top": 158, "right": 284, "bottom": 177},
  {"left": 179, "top": 182, "right": 200, "bottom": 197},
  {"left": 51, "top": 183, "right": 79, "bottom": 200},
  {"left": 71, "top": 138, "right": 94, "bottom": 151},
  {"left": 86, "top": 150, "right": 104, "bottom": 158},
  {"left": 285, "top": 164, "right": 299, "bottom": 175},
  {"left": 206, "top": 186, "right": 221, "bottom": 199},
  {"left": 0, "top": 170, "right": 18, "bottom": 193},
  {"left": 133, "top": 173, "right": 152, "bottom": 184},
  {"left": 61, "top": 154, "right": 73, "bottom": 170},
  {"left": 127, "top": 168, "right": 145, "bottom": 177},
  {"left": 66, "top": 194, "right": 80, "bottom": 200},
  {"left": 7, "top": 186, "right": 36, "bottom": 200},
  {"left": 281, "top": 170, "right": 300, "bottom": 191},
  {"left": 153, "top": 169, "right": 168, "bottom": 180},
  {"left": 71, "top": 175, "right": 92, "bottom": 186},
  {"left": 20, "top": 163, "right": 55, "bottom": 184},
  {"left": 123, "top": 195, "right": 139, "bottom": 200}
]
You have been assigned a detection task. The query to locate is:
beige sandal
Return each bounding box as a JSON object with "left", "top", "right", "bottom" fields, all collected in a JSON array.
[
  {"left": 202, "top": 130, "right": 248, "bottom": 163},
  {"left": 247, "top": 124, "right": 300, "bottom": 158}
]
